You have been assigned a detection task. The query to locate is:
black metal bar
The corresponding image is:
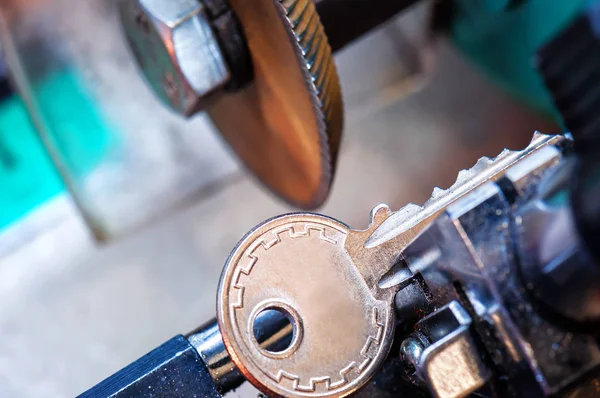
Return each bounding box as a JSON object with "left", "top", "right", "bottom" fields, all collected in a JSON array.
[
  {"left": 202, "top": 0, "right": 253, "bottom": 91},
  {"left": 0, "top": 53, "right": 12, "bottom": 100},
  {"left": 78, "top": 335, "right": 221, "bottom": 398},
  {"left": 536, "top": 2, "right": 600, "bottom": 154},
  {"left": 536, "top": 2, "right": 600, "bottom": 269},
  {"left": 315, "top": 0, "right": 420, "bottom": 52}
]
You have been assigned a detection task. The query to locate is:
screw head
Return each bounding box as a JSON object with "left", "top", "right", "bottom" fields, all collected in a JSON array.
[
  {"left": 119, "top": 0, "right": 230, "bottom": 116},
  {"left": 400, "top": 337, "right": 425, "bottom": 373}
]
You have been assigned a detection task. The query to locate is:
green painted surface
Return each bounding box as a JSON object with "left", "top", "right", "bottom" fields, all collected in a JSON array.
[
  {"left": 451, "top": 0, "right": 587, "bottom": 119},
  {"left": 0, "top": 71, "right": 113, "bottom": 230},
  {"left": 0, "top": 94, "right": 63, "bottom": 229}
]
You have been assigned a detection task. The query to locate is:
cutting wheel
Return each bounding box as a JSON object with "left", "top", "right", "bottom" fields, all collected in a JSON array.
[{"left": 207, "top": 0, "right": 343, "bottom": 209}]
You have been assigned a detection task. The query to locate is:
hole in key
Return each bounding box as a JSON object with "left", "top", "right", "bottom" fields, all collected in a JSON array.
[{"left": 253, "top": 307, "right": 295, "bottom": 354}]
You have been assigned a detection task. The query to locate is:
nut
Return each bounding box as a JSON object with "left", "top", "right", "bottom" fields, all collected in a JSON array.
[{"left": 119, "top": 0, "right": 230, "bottom": 116}]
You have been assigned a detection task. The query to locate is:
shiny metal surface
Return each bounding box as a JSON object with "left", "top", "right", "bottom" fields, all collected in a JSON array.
[
  {"left": 365, "top": 132, "right": 563, "bottom": 250},
  {"left": 214, "top": 133, "right": 569, "bottom": 397},
  {"left": 119, "top": 0, "right": 230, "bottom": 116},
  {"left": 403, "top": 183, "right": 547, "bottom": 395},
  {"left": 503, "top": 144, "right": 563, "bottom": 194},
  {"left": 399, "top": 135, "right": 600, "bottom": 395},
  {"left": 217, "top": 208, "right": 402, "bottom": 397},
  {"left": 516, "top": 159, "right": 600, "bottom": 324},
  {"left": 187, "top": 320, "right": 244, "bottom": 395},
  {"left": 411, "top": 302, "right": 489, "bottom": 398},
  {"left": 187, "top": 313, "right": 311, "bottom": 395},
  {"left": 117, "top": 0, "right": 434, "bottom": 208},
  {"left": 399, "top": 337, "right": 424, "bottom": 380},
  {"left": 120, "top": 0, "right": 344, "bottom": 209}
]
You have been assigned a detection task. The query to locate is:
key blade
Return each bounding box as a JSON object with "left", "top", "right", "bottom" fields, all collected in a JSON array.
[{"left": 365, "top": 132, "right": 564, "bottom": 249}]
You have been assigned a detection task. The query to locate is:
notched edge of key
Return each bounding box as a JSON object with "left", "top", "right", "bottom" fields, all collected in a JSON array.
[
  {"left": 364, "top": 133, "right": 565, "bottom": 250},
  {"left": 369, "top": 203, "right": 393, "bottom": 229}
]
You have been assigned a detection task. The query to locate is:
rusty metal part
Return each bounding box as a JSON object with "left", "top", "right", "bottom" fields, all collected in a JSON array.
[{"left": 207, "top": 0, "right": 343, "bottom": 209}]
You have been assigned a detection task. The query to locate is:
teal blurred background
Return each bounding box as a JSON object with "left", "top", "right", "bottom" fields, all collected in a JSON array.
[
  {"left": 0, "top": 70, "right": 113, "bottom": 230},
  {"left": 451, "top": 0, "right": 587, "bottom": 118}
]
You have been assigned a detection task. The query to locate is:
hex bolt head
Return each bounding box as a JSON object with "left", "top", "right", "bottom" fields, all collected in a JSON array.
[{"left": 119, "top": 0, "right": 231, "bottom": 116}]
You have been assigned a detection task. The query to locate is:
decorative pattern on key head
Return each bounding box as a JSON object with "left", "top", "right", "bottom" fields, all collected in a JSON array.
[
  {"left": 231, "top": 223, "right": 341, "bottom": 309},
  {"left": 218, "top": 214, "right": 395, "bottom": 398},
  {"left": 267, "top": 307, "right": 385, "bottom": 392}
]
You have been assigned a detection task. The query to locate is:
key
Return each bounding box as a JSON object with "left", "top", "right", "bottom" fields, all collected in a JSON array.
[
  {"left": 217, "top": 208, "right": 403, "bottom": 397},
  {"left": 217, "top": 133, "right": 565, "bottom": 397}
]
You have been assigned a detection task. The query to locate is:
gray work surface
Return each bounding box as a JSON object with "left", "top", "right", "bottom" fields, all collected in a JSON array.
[{"left": 0, "top": 24, "right": 556, "bottom": 398}]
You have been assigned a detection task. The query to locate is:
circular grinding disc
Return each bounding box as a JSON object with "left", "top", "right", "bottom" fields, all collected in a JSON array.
[{"left": 207, "top": 0, "right": 343, "bottom": 209}]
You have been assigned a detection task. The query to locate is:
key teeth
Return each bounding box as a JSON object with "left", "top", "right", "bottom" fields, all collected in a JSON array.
[
  {"left": 497, "top": 148, "right": 512, "bottom": 159},
  {"left": 474, "top": 156, "right": 492, "bottom": 169},
  {"left": 420, "top": 133, "right": 555, "bottom": 209},
  {"left": 457, "top": 169, "right": 470, "bottom": 180},
  {"left": 424, "top": 188, "right": 445, "bottom": 207},
  {"left": 532, "top": 131, "right": 545, "bottom": 141},
  {"left": 364, "top": 202, "right": 425, "bottom": 247},
  {"left": 386, "top": 203, "right": 424, "bottom": 227},
  {"left": 432, "top": 187, "right": 444, "bottom": 197},
  {"left": 365, "top": 132, "right": 559, "bottom": 249},
  {"left": 369, "top": 204, "right": 392, "bottom": 228}
]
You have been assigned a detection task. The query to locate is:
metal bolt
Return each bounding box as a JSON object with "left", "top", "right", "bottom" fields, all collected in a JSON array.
[
  {"left": 400, "top": 336, "right": 425, "bottom": 385},
  {"left": 119, "top": 0, "right": 231, "bottom": 116},
  {"left": 400, "top": 337, "right": 424, "bottom": 370},
  {"left": 119, "top": 0, "right": 419, "bottom": 119}
]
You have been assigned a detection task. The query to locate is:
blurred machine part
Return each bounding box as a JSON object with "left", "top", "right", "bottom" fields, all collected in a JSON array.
[
  {"left": 0, "top": 43, "right": 72, "bottom": 237},
  {"left": 119, "top": 0, "right": 431, "bottom": 209},
  {"left": 450, "top": 0, "right": 587, "bottom": 117}
]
